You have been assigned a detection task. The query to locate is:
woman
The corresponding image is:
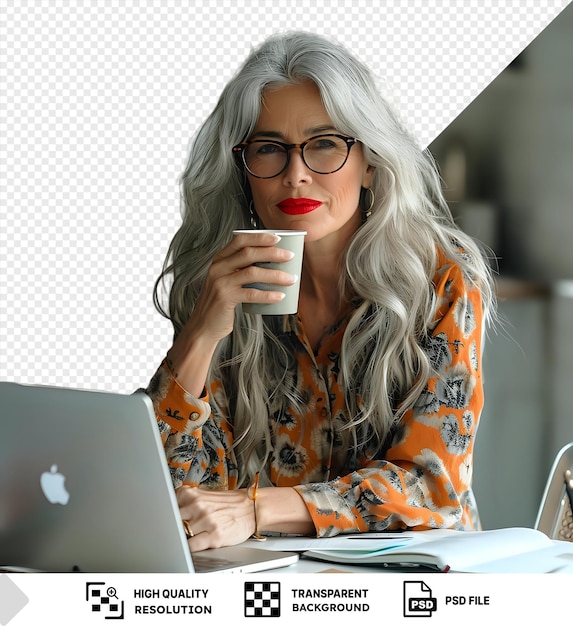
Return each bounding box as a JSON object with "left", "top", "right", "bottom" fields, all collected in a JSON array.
[{"left": 147, "top": 31, "right": 496, "bottom": 552}]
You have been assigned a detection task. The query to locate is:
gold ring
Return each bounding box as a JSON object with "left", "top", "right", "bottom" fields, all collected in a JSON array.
[{"left": 182, "top": 520, "right": 194, "bottom": 538}]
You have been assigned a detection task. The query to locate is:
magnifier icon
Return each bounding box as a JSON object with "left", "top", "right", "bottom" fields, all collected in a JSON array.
[{"left": 107, "top": 587, "right": 118, "bottom": 600}]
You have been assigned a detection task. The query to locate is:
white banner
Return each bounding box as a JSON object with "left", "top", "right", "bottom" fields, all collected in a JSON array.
[{"left": 1, "top": 571, "right": 570, "bottom": 625}]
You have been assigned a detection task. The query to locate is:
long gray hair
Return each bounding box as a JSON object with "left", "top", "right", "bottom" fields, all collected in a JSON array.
[{"left": 154, "top": 31, "right": 496, "bottom": 486}]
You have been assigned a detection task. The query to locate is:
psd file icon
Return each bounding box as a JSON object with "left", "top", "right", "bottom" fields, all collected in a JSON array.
[{"left": 403, "top": 581, "right": 437, "bottom": 617}]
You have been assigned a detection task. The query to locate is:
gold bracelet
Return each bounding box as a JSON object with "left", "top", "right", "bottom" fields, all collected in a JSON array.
[{"left": 247, "top": 472, "right": 266, "bottom": 541}]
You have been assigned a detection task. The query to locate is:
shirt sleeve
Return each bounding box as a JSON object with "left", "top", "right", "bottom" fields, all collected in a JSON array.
[
  {"left": 294, "top": 256, "right": 486, "bottom": 536},
  {"left": 145, "top": 360, "right": 238, "bottom": 490}
]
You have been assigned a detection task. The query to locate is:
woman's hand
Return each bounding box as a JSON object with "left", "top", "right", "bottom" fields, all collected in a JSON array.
[
  {"left": 190, "top": 231, "right": 297, "bottom": 343},
  {"left": 176, "top": 486, "right": 255, "bottom": 552},
  {"left": 176, "top": 485, "right": 316, "bottom": 552},
  {"left": 166, "top": 232, "right": 298, "bottom": 395}
]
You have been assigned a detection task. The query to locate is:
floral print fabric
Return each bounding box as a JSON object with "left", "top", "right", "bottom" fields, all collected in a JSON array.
[{"left": 146, "top": 249, "right": 485, "bottom": 536}]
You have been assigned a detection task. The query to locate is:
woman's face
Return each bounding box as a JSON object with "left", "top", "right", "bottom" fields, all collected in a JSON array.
[{"left": 246, "top": 81, "right": 374, "bottom": 246}]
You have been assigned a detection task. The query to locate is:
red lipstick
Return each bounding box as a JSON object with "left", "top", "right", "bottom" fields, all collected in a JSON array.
[{"left": 277, "top": 198, "right": 322, "bottom": 215}]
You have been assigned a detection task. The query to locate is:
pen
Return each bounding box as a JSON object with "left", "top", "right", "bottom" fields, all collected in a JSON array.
[{"left": 345, "top": 534, "right": 412, "bottom": 541}]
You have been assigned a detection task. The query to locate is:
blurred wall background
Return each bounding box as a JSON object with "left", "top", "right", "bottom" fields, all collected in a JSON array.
[{"left": 429, "top": 4, "right": 573, "bottom": 529}]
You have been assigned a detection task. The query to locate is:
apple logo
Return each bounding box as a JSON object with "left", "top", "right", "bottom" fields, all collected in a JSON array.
[{"left": 40, "top": 464, "right": 70, "bottom": 505}]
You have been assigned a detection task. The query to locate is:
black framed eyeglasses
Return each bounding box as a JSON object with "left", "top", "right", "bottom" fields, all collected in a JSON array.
[{"left": 232, "top": 133, "right": 358, "bottom": 179}]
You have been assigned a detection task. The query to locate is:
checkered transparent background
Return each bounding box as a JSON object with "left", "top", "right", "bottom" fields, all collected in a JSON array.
[{"left": 1, "top": 0, "right": 570, "bottom": 392}]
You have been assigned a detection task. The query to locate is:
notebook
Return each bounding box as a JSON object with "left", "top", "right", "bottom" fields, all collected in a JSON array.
[
  {"left": 0, "top": 381, "right": 298, "bottom": 573},
  {"left": 245, "top": 527, "right": 573, "bottom": 573}
]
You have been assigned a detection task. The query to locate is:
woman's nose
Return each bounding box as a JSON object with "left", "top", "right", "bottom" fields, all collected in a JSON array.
[{"left": 281, "top": 149, "right": 313, "bottom": 186}]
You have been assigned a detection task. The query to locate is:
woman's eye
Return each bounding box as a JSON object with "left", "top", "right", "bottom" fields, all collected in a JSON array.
[
  {"left": 314, "top": 139, "right": 336, "bottom": 149},
  {"left": 257, "top": 143, "right": 282, "bottom": 155}
]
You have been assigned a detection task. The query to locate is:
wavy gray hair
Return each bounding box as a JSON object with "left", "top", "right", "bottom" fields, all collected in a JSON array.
[{"left": 154, "top": 31, "right": 496, "bottom": 486}]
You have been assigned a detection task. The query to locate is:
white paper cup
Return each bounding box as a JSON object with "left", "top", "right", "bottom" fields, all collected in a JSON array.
[{"left": 232, "top": 229, "right": 306, "bottom": 315}]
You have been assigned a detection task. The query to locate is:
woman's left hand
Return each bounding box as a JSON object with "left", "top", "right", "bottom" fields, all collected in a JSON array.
[{"left": 175, "top": 486, "right": 255, "bottom": 552}]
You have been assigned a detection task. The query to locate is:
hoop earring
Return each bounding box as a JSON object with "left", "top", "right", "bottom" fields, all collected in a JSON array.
[
  {"left": 362, "top": 187, "right": 375, "bottom": 222},
  {"left": 248, "top": 201, "right": 259, "bottom": 228}
]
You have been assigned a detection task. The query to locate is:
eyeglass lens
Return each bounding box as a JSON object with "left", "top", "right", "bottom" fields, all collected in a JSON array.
[{"left": 243, "top": 135, "right": 350, "bottom": 178}]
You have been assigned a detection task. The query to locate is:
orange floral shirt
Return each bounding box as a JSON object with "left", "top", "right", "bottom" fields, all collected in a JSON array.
[{"left": 146, "top": 249, "right": 485, "bottom": 537}]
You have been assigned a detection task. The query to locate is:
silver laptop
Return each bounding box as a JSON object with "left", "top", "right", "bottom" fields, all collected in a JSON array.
[{"left": 0, "top": 382, "right": 298, "bottom": 573}]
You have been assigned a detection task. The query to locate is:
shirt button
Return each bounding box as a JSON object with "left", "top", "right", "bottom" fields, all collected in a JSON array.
[{"left": 189, "top": 411, "right": 200, "bottom": 421}]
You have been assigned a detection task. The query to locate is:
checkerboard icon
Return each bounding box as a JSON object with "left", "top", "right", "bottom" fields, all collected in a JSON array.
[{"left": 244, "top": 581, "right": 281, "bottom": 617}]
